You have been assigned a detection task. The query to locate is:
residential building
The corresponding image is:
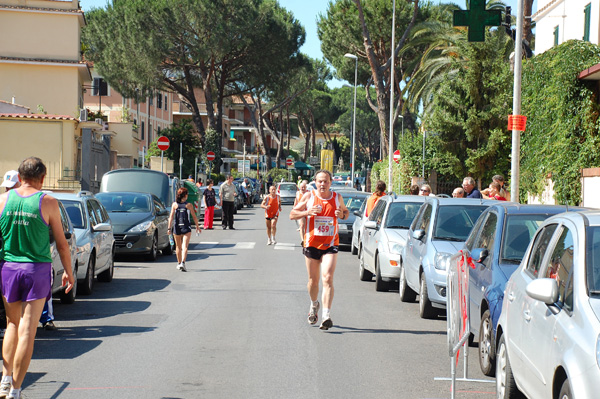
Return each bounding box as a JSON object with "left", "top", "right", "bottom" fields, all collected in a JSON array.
[
  {"left": 533, "top": 0, "right": 599, "bottom": 53},
  {"left": 0, "top": 0, "right": 101, "bottom": 191}
]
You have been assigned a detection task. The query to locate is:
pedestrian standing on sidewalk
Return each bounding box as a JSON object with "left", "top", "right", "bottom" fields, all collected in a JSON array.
[
  {"left": 202, "top": 179, "right": 217, "bottom": 229},
  {"left": 261, "top": 185, "right": 282, "bottom": 245},
  {"left": 365, "top": 180, "right": 386, "bottom": 217},
  {"left": 0, "top": 157, "right": 75, "bottom": 399},
  {"left": 168, "top": 187, "right": 201, "bottom": 272},
  {"left": 290, "top": 169, "right": 349, "bottom": 331},
  {"left": 219, "top": 175, "right": 237, "bottom": 230}
]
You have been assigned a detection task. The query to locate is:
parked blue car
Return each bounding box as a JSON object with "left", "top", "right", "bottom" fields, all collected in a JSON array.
[{"left": 458, "top": 203, "right": 584, "bottom": 377}]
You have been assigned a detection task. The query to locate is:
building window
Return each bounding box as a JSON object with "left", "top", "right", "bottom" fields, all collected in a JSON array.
[
  {"left": 164, "top": 95, "right": 168, "bottom": 111},
  {"left": 141, "top": 121, "right": 145, "bottom": 141},
  {"left": 554, "top": 26, "right": 559, "bottom": 46},
  {"left": 584, "top": 3, "right": 591, "bottom": 41},
  {"left": 92, "top": 77, "right": 108, "bottom": 96},
  {"left": 157, "top": 94, "right": 162, "bottom": 109}
]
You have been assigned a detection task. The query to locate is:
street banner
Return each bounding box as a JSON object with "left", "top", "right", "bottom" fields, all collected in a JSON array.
[{"left": 320, "top": 149, "right": 334, "bottom": 172}]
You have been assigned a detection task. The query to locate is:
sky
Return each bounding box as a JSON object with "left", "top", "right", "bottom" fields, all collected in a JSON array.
[{"left": 79, "top": 0, "right": 525, "bottom": 88}]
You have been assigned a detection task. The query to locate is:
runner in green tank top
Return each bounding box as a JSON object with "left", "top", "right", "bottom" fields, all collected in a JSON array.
[{"left": 0, "top": 157, "right": 74, "bottom": 399}]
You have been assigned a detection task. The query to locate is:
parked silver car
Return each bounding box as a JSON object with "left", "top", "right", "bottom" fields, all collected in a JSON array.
[
  {"left": 359, "top": 195, "right": 425, "bottom": 291},
  {"left": 496, "top": 211, "right": 600, "bottom": 399},
  {"left": 54, "top": 191, "right": 115, "bottom": 295},
  {"left": 276, "top": 182, "right": 298, "bottom": 205},
  {"left": 401, "top": 198, "right": 496, "bottom": 318},
  {"left": 51, "top": 201, "right": 79, "bottom": 304}
]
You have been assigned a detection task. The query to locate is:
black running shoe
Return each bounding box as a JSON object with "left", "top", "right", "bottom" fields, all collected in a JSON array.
[{"left": 319, "top": 318, "right": 333, "bottom": 330}]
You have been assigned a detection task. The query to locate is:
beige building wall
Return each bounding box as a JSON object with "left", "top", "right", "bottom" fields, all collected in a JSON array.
[
  {"left": 109, "top": 122, "right": 141, "bottom": 158},
  {"left": 0, "top": 63, "right": 83, "bottom": 116},
  {"left": 0, "top": 118, "right": 78, "bottom": 188},
  {"left": 0, "top": 7, "right": 81, "bottom": 60}
]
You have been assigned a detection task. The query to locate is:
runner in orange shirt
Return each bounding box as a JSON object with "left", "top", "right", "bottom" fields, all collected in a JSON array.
[
  {"left": 365, "top": 180, "right": 386, "bottom": 217},
  {"left": 261, "top": 185, "right": 282, "bottom": 245},
  {"left": 294, "top": 180, "right": 309, "bottom": 243},
  {"left": 290, "top": 170, "right": 349, "bottom": 330}
]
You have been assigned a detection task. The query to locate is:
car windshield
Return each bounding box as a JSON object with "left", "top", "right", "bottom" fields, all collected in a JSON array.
[
  {"left": 101, "top": 171, "right": 169, "bottom": 205},
  {"left": 345, "top": 196, "right": 367, "bottom": 212},
  {"left": 279, "top": 184, "right": 297, "bottom": 192},
  {"left": 96, "top": 193, "right": 152, "bottom": 213},
  {"left": 586, "top": 226, "right": 600, "bottom": 294},
  {"left": 385, "top": 202, "right": 422, "bottom": 229},
  {"left": 500, "top": 215, "right": 547, "bottom": 264},
  {"left": 433, "top": 205, "right": 488, "bottom": 241},
  {"left": 60, "top": 200, "right": 85, "bottom": 229}
]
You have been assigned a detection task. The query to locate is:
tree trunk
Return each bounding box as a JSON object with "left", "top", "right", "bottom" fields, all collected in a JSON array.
[
  {"left": 523, "top": 0, "right": 534, "bottom": 43},
  {"left": 286, "top": 105, "right": 291, "bottom": 154},
  {"left": 310, "top": 111, "right": 317, "bottom": 157}
]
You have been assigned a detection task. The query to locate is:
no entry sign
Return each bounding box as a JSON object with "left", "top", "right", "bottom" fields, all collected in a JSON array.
[
  {"left": 206, "top": 151, "right": 215, "bottom": 161},
  {"left": 286, "top": 157, "right": 294, "bottom": 168},
  {"left": 393, "top": 150, "right": 401, "bottom": 164},
  {"left": 157, "top": 136, "right": 170, "bottom": 151}
]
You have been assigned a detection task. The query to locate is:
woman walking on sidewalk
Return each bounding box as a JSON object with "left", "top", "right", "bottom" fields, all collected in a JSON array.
[
  {"left": 168, "top": 187, "right": 201, "bottom": 272},
  {"left": 202, "top": 179, "right": 217, "bottom": 229},
  {"left": 261, "top": 185, "right": 281, "bottom": 245}
]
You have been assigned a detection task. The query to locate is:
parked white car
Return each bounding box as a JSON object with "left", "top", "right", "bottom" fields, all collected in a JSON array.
[
  {"left": 359, "top": 195, "right": 425, "bottom": 291},
  {"left": 496, "top": 211, "right": 600, "bottom": 399}
]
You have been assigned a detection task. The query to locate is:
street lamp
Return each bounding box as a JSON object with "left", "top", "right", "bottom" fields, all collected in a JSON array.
[
  {"left": 344, "top": 53, "right": 358, "bottom": 183},
  {"left": 387, "top": 0, "right": 397, "bottom": 190}
]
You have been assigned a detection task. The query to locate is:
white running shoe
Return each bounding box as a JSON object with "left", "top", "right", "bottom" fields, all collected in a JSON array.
[
  {"left": 0, "top": 381, "right": 11, "bottom": 398},
  {"left": 180, "top": 262, "right": 187, "bottom": 272},
  {"left": 308, "top": 301, "right": 320, "bottom": 325},
  {"left": 267, "top": 238, "right": 272, "bottom": 245},
  {"left": 272, "top": 237, "right": 277, "bottom": 245},
  {"left": 176, "top": 263, "right": 183, "bottom": 270}
]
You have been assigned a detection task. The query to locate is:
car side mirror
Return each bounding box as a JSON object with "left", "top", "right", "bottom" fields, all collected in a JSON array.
[
  {"left": 471, "top": 248, "right": 489, "bottom": 263},
  {"left": 412, "top": 229, "right": 425, "bottom": 241},
  {"left": 92, "top": 222, "right": 112, "bottom": 232},
  {"left": 354, "top": 210, "right": 361, "bottom": 217},
  {"left": 158, "top": 209, "right": 169, "bottom": 216},
  {"left": 526, "top": 278, "right": 559, "bottom": 305},
  {"left": 364, "top": 220, "right": 378, "bottom": 230},
  {"left": 64, "top": 231, "right": 72, "bottom": 240}
]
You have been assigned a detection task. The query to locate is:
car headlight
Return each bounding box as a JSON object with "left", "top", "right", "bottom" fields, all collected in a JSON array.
[
  {"left": 126, "top": 220, "right": 153, "bottom": 233},
  {"left": 388, "top": 242, "right": 403, "bottom": 255},
  {"left": 434, "top": 252, "right": 452, "bottom": 271}
]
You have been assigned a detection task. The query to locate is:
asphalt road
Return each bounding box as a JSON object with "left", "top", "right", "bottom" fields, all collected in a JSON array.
[{"left": 19, "top": 204, "right": 497, "bottom": 399}]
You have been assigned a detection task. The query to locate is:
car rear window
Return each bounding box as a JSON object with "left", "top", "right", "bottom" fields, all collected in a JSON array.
[
  {"left": 345, "top": 196, "right": 367, "bottom": 212},
  {"left": 385, "top": 202, "right": 422, "bottom": 229},
  {"left": 279, "top": 184, "right": 297, "bottom": 191},
  {"left": 500, "top": 215, "right": 547, "bottom": 264},
  {"left": 433, "top": 205, "right": 488, "bottom": 241}
]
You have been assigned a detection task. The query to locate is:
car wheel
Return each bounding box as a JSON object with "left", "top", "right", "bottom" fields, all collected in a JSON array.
[
  {"left": 496, "top": 334, "right": 524, "bottom": 399},
  {"left": 558, "top": 379, "right": 572, "bottom": 399},
  {"left": 375, "top": 255, "right": 389, "bottom": 292},
  {"left": 79, "top": 254, "right": 95, "bottom": 295},
  {"left": 60, "top": 263, "right": 77, "bottom": 304},
  {"left": 146, "top": 233, "right": 158, "bottom": 261},
  {"left": 479, "top": 309, "right": 496, "bottom": 376},
  {"left": 358, "top": 245, "right": 373, "bottom": 281},
  {"left": 351, "top": 241, "right": 358, "bottom": 255},
  {"left": 98, "top": 246, "right": 115, "bottom": 282},
  {"left": 399, "top": 261, "right": 417, "bottom": 302},
  {"left": 419, "top": 272, "right": 436, "bottom": 319}
]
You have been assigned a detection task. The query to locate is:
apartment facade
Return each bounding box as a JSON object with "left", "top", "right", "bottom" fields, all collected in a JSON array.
[
  {"left": 534, "top": 0, "right": 599, "bottom": 53},
  {"left": 0, "top": 0, "right": 94, "bottom": 189}
]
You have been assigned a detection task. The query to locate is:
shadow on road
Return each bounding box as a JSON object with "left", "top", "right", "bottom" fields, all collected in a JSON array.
[{"left": 327, "top": 325, "right": 447, "bottom": 335}]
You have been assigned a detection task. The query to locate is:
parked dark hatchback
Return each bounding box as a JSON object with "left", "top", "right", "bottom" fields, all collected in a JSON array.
[{"left": 457, "top": 203, "right": 585, "bottom": 377}]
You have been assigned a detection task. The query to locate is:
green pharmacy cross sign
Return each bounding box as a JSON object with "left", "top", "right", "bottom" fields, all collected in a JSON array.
[{"left": 453, "top": 0, "right": 502, "bottom": 42}]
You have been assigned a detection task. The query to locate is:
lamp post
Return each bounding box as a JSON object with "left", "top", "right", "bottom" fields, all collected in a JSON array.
[
  {"left": 387, "top": 0, "right": 397, "bottom": 190},
  {"left": 344, "top": 53, "right": 358, "bottom": 182}
]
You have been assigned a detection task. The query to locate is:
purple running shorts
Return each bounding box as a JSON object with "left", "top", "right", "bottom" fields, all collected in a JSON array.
[{"left": 0, "top": 261, "right": 52, "bottom": 303}]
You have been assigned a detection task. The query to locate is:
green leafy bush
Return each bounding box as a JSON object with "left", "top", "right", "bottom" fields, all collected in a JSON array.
[{"left": 521, "top": 40, "right": 600, "bottom": 204}]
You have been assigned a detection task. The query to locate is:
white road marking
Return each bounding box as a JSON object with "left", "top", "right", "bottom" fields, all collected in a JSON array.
[{"left": 234, "top": 242, "right": 255, "bottom": 249}]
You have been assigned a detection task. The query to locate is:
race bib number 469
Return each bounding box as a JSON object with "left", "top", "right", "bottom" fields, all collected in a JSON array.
[{"left": 314, "top": 216, "right": 335, "bottom": 236}]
